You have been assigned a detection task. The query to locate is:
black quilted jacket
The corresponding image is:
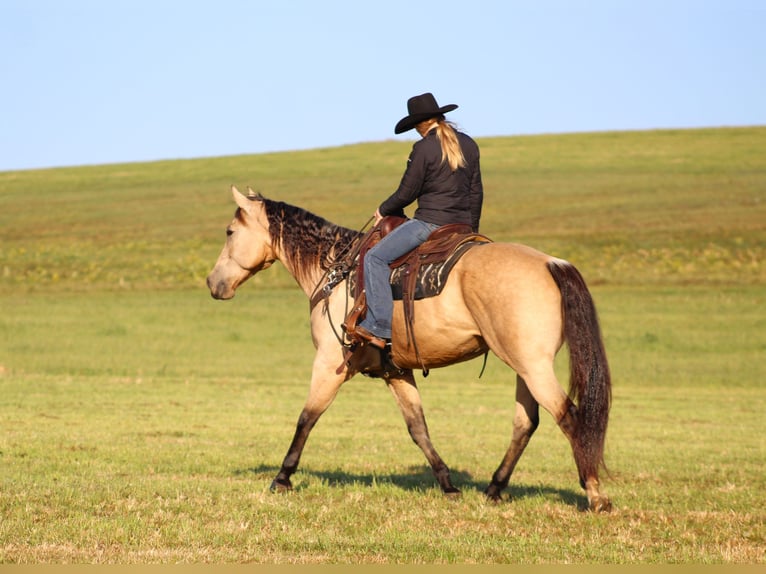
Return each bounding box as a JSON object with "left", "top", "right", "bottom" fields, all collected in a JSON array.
[{"left": 378, "top": 129, "right": 483, "bottom": 232}]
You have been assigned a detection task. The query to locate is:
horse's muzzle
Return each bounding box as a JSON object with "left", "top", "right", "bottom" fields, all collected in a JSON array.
[{"left": 206, "top": 274, "right": 235, "bottom": 300}]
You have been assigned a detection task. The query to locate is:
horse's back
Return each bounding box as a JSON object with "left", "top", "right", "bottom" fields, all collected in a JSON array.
[
  {"left": 463, "top": 241, "right": 556, "bottom": 271},
  {"left": 454, "top": 241, "right": 562, "bottom": 303}
]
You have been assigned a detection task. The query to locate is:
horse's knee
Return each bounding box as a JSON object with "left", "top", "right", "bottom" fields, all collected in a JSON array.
[
  {"left": 515, "top": 410, "right": 539, "bottom": 435},
  {"left": 513, "top": 396, "right": 540, "bottom": 439},
  {"left": 556, "top": 400, "right": 578, "bottom": 438}
]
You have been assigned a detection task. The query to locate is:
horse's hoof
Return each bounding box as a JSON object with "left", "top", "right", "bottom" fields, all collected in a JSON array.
[
  {"left": 589, "top": 495, "right": 613, "bottom": 513},
  {"left": 484, "top": 484, "right": 503, "bottom": 503},
  {"left": 270, "top": 478, "right": 293, "bottom": 493},
  {"left": 443, "top": 487, "right": 462, "bottom": 499}
]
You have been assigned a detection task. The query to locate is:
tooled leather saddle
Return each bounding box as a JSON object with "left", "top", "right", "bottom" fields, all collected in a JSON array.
[{"left": 342, "top": 216, "right": 492, "bottom": 371}]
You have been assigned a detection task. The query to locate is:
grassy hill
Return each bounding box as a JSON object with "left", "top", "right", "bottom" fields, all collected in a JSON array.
[
  {"left": 0, "top": 127, "right": 764, "bottom": 563},
  {"left": 1, "top": 127, "right": 763, "bottom": 293}
]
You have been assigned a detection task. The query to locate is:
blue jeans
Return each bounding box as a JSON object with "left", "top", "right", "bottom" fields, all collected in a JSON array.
[{"left": 359, "top": 218, "right": 439, "bottom": 339}]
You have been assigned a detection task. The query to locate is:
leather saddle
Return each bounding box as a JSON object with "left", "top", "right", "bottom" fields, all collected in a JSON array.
[{"left": 343, "top": 217, "right": 492, "bottom": 368}]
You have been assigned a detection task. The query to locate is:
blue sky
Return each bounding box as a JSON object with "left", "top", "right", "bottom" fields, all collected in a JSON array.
[{"left": 1, "top": 0, "right": 764, "bottom": 171}]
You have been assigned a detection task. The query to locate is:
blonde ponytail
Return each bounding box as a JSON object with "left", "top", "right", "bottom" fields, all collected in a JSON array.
[{"left": 417, "top": 117, "right": 467, "bottom": 171}]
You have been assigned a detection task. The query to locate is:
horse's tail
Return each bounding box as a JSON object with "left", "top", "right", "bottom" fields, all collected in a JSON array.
[{"left": 547, "top": 259, "right": 611, "bottom": 479}]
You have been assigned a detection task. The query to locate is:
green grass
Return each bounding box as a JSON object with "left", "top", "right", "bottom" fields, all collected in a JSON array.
[
  {"left": 1, "top": 127, "right": 765, "bottom": 563},
  {"left": 1, "top": 289, "right": 763, "bottom": 562}
]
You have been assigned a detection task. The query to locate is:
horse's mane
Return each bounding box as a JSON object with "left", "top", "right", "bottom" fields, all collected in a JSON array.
[{"left": 259, "top": 198, "right": 361, "bottom": 284}]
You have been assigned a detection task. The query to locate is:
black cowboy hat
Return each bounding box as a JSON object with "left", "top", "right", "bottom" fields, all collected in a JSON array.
[{"left": 394, "top": 92, "right": 458, "bottom": 134}]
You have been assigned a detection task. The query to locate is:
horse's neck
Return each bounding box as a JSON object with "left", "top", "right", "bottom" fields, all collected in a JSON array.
[
  {"left": 289, "top": 262, "right": 326, "bottom": 300},
  {"left": 264, "top": 240, "right": 316, "bottom": 298}
]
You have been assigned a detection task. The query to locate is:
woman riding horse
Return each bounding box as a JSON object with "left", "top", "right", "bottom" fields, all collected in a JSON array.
[
  {"left": 207, "top": 186, "right": 613, "bottom": 512},
  {"left": 350, "top": 92, "right": 484, "bottom": 350}
]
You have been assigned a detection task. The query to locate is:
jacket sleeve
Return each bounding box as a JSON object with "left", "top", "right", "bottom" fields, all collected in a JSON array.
[
  {"left": 378, "top": 141, "right": 427, "bottom": 217},
  {"left": 469, "top": 156, "right": 484, "bottom": 233}
]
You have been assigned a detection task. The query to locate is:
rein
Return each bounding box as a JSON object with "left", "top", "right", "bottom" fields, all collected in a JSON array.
[{"left": 309, "top": 216, "right": 375, "bottom": 346}]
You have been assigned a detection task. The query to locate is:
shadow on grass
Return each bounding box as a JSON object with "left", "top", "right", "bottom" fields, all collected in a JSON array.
[{"left": 236, "top": 463, "right": 586, "bottom": 509}]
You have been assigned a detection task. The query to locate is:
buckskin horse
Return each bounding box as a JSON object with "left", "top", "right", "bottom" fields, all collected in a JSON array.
[{"left": 206, "top": 186, "right": 612, "bottom": 512}]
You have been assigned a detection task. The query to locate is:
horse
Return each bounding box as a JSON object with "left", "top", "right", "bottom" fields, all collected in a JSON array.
[{"left": 206, "top": 186, "right": 613, "bottom": 512}]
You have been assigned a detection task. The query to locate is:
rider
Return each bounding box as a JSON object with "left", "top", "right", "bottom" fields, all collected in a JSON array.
[{"left": 352, "top": 92, "right": 484, "bottom": 349}]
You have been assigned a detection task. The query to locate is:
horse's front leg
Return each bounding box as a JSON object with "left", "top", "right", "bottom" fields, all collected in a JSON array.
[
  {"left": 271, "top": 350, "right": 347, "bottom": 492},
  {"left": 387, "top": 372, "right": 460, "bottom": 497}
]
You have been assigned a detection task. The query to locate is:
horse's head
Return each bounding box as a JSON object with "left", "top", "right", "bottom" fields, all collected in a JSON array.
[{"left": 206, "top": 186, "right": 276, "bottom": 300}]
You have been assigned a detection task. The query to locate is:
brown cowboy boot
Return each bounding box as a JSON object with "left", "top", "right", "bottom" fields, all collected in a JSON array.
[{"left": 352, "top": 325, "right": 389, "bottom": 350}]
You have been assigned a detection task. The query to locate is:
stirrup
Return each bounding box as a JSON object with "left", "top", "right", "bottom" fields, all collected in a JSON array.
[{"left": 343, "top": 291, "right": 367, "bottom": 337}]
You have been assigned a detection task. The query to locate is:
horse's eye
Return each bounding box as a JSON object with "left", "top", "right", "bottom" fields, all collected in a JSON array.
[{"left": 226, "top": 227, "right": 234, "bottom": 237}]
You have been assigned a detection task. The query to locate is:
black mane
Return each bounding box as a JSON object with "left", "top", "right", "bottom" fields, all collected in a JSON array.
[{"left": 260, "top": 198, "right": 361, "bottom": 281}]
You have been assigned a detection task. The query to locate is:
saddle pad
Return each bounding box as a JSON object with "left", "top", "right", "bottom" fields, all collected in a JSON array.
[{"left": 389, "top": 240, "right": 487, "bottom": 301}]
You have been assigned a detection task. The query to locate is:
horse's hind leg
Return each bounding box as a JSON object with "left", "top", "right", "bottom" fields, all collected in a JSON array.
[
  {"left": 387, "top": 372, "right": 460, "bottom": 496},
  {"left": 485, "top": 375, "right": 539, "bottom": 501},
  {"left": 521, "top": 364, "right": 611, "bottom": 512},
  {"left": 557, "top": 400, "right": 612, "bottom": 513}
]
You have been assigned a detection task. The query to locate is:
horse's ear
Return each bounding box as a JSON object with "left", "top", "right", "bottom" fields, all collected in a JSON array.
[
  {"left": 247, "top": 186, "right": 264, "bottom": 199},
  {"left": 232, "top": 185, "right": 252, "bottom": 212}
]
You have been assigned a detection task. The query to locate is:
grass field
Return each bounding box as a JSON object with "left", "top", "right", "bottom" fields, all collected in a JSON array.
[{"left": 1, "top": 127, "right": 764, "bottom": 563}]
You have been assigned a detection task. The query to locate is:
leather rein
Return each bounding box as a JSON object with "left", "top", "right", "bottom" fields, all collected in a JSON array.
[{"left": 308, "top": 216, "right": 374, "bottom": 347}]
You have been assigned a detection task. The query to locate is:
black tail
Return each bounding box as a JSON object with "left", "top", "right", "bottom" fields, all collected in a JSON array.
[{"left": 547, "top": 260, "right": 611, "bottom": 479}]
